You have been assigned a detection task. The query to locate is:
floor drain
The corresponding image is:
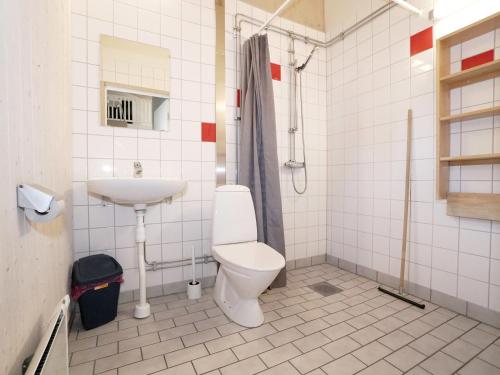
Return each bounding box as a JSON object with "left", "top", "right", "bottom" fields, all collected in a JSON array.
[{"left": 308, "top": 282, "right": 343, "bottom": 297}]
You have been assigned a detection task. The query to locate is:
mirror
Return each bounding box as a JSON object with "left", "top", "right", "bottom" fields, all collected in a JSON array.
[{"left": 100, "top": 35, "right": 170, "bottom": 131}]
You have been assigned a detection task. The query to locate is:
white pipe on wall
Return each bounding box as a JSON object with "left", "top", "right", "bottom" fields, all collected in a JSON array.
[
  {"left": 256, "top": 0, "right": 295, "bottom": 35},
  {"left": 392, "top": 0, "right": 423, "bottom": 15}
]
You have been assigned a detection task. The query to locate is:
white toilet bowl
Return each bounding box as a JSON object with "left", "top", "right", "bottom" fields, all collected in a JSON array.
[{"left": 211, "top": 185, "right": 285, "bottom": 327}]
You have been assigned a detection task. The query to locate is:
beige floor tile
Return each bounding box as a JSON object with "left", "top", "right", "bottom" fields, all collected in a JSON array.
[
  {"left": 373, "top": 316, "right": 405, "bottom": 333},
  {"left": 158, "top": 323, "right": 196, "bottom": 341},
  {"left": 447, "top": 315, "right": 478, "bottom": 331},
  {"left": 137, "top": 318, "right": 175, "bottom": 335},
  {"left": 458, "top": 358, "right": 500, "bottom": 375},
  {"left": 240, "top": 323, "right": 277, "bottom": 342},
  {"left": 290, "top": 347, "right": 333, "bottom": 374},
  {"left": 264, "top": 310, "right": 281, "bottom": 323},
  {"left": 321, "top": 354, "right": 366, "bottom": 375},
  {"left": 119, "top": 332, "right": 159, "bottom": 352},
  {"left": 386, "top": 346, "right": 426, "bottom": 372},
  {"left": 205, "top": 333, "right": 245, "bottom": 353},
  {"left": 344, "top": 303, "right": 373, "bottom": 317},
  {"left": 267, "top": 327, "right": 304, "bottom": 347},
  {"left": 405, "top": 367, "right": 433, "bottom": 375},
  {"left": 270, "top": 315, "right": 305, "bottom": 331},
  {"left": 349, "top": 326, "right": 385, "bottom": 345},
  {"left": 259, "top": 342, "right": 302, "bottom": 367},
  {"left": 409, "top": 334, "right": 447, "bottom": 356},
  {"left": 119, "top": 316, "right": 155, "bottom": 331},
  {"left": 429, "top": 323, "right": 464, "bottom": 343},
  {"left": 220, "top": 356, "right": 266, "bottom": 375},
  {"left": 378, "top": 330, "right": 414, "bottom": 350},
  {"left": 69, "top": 336, "right": 97, "bottom": 353},
  {"left": 150, "top": 362, "right": 196, "bottom": 375},
  {"left": 419, "top": 311, "right": 452, "bottom": 327},
  {"left": 323, "top": 301, "right": 350, "bottom": 314},
  {"left": 393, "top": 307, "right": 424, "bottom": 323},
  {"left": 69, "top": 362, "right": 94, "bottom": 375},
  {"left": 232, "top": 337, "right": 274, "bottom": 360},
  {"left": 258, "top": 361, "right": 300, "bottom": 375},
  {"left": 401, "top": 320, "right": 433, "bottom": 338},
  {"left": 476, "top": 323, "right": 500, "bottom": 337},
  {"left": 357, "top": 360, "right": 402, "bottom": 375},
  {"left": 181, "top": 327, "right": 220, "bottom": 347},
  {"left": 461, "top": 327, "right": 497, "bottom": 348},
  {"left": 141, "top": 337, "right": 183, "bottom": 359},
  {"left": 195, "top": 315, "right": 230, "bottom": 331},
  {"left": 217, "top": 322, "right": 247, "bottom": 336},
  {"left": 442, "top": 339, "right": 482, "bottom": 362},
  {"left": 298, "top": 307, "right": 328, "bottom": 321},
  {"left": 275, "top": 304, "right": 307, "bottom": 317},
  {"left": 71, "top": 343, "right": 117, "bottom": 366},
  {"left": 369, "top": 305, "right": 398, "bottom": 320},
  {"left": 93, "top": 348, "right": 142, "bottom": 374},
  {"left": 323, "top": 322, "right": 356, "bottom": 341},
  {"left": 420, "top": 351, "right": 462, "bottom": 375},
  {"left": 173, "top": 311, "right": 208, "bottom": 326},
  {"left": 118, "top": 355, "right": 166, "bottom": 375},
  {"left": 153, "top": 307, "right": 188, "bottom": 322},
  {"left": 293, "top": 331, "right": 330, "bottom": 353},
  {"left": 165, "top": 344, "right": 209, "bottom": 367},
  {"left": 322, "top": 336, "right": 361, "bottom": 359},
  {"left": 98, "top": 327, "right": 138, "bottom": 346},
  {"left": 478, "top": 342, "right": 500, "bottom": 367},
  {"left": 192, "top": 349, "right": 238, "bottom": 374},
  {"left": 296, "top": 318, "right": 330, "bottom": 335},
  {"left": 78, "top": 321, "right": 118, "bottom": 339},
  {"left": 323, "top": 311, "right": 353, "bottom": 326},
  {"left": 352, "top": 341, "right": 392, "bottom": 366},
  {"left": 186, "top": 300, "right": 216, "bottom": 313}
]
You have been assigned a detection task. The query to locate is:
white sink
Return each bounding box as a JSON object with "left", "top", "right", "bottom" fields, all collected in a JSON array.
[
  {"left": 87, "top": 177, "right": 186, "bottom": 205},
  {"left": 87, "top": 177, "right": 186, "bottom": 320}
]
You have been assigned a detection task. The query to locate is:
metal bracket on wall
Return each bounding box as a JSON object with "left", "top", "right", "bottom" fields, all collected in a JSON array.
[{"left": 215, "top": 0, "right": 226, "bottom": 186}]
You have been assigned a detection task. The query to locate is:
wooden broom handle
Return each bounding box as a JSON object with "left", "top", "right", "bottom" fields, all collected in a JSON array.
[{"left": 400, "top": 109, "right": 412, "bottom": 293}]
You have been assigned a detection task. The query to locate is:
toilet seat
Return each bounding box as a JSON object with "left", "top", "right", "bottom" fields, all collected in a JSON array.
[{"left": 212, "top": 242, "right": 285, "bottom": 272}]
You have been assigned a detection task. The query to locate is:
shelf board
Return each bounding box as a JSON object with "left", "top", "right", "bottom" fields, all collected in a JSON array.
[
  {"left": 440, "top": 106, "right": 500, "bottom": 122},
  {"left": 440, "top": 59, "right": 500, "bottom": 87},
  {"left": 440, "top": 153, "right": 500, "bottom": 166},
  {"left": 447, "top": 192, "right": 500, "bottom": 221}
]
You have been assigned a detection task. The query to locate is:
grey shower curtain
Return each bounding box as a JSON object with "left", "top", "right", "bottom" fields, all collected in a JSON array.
[{"left": 239, "top": 34, "right": 286, "bottom": 288}]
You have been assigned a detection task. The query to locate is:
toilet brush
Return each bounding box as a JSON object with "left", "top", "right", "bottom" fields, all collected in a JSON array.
[{"left": 187, "top": 246, "right": 201, "bottom": 300}]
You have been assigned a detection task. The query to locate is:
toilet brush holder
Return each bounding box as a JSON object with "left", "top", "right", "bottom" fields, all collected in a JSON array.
[{"left": 187, "top": 281, "right": 201, "bottom": 300}]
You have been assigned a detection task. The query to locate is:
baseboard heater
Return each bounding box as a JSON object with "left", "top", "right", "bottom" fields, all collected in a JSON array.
[{"left": 22, "top": 296, "right": 70, "bottom": 375}]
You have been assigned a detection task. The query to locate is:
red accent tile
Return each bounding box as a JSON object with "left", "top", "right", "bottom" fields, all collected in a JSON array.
[
  {"left": 237, "top": 89, "right": 241, "bottom": 108},
  {"left": 201, "top": 122, "right": 216, "bottom": 142},
  {"left": 461, "top": 49, "right": 494, "bottom": 70},
  {"left": 410, "top": 26, "right": 433, "bottom": 57},
  {"left": 270, "top": 63, "right": 281, "bottom": 81}
]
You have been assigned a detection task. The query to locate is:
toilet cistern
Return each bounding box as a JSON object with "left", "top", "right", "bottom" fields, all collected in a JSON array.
[{"left": 87, "top": 172, "right": 186, "bottom": 319}]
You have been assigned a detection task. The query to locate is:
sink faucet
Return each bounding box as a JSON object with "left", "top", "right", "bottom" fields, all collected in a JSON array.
[{"left": 133, "top": 161, "right": 143, "bottom": 178}]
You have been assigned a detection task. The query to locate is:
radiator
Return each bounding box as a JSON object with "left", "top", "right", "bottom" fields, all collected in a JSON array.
[{"left": 23, "top": 296, "right": 70, "bottom": 375}]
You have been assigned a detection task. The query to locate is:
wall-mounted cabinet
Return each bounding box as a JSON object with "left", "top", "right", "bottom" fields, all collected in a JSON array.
[
  {"left": 436, "top": 12, "right": 500, "bottom": 221},
  {"left": 100, "top": 35, "right": 170, "bottom": 132}
]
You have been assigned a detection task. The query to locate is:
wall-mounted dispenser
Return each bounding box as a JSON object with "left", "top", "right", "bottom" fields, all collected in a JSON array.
[{"left": 17, "top": 184, "right": 64, "bottom": 223}]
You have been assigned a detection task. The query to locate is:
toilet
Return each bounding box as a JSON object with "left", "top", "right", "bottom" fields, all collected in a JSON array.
[{"left": 211, "top": 185, "right": 285, "bottom": 327}]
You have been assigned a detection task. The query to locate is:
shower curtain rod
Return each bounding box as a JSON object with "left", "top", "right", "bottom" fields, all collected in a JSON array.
[
  {"left": 235, "top": 1, "right": 396, "bottom": 48},
  {"left": 255, "top": 0, "right": 295, "bottom": 35}
]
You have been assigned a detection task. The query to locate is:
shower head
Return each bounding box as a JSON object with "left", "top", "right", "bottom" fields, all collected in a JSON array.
[{"left": 295, "top": 46, "right": 318, "bottom": 72}]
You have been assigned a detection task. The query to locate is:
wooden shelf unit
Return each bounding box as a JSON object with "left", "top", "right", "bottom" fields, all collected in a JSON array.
[{"left": 436, "top": 12, "right": 500, "bottom": 221}]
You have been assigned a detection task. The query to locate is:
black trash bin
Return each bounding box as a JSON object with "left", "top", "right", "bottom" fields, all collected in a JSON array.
[{"left": 72, "top": 254, "right": 123, "bottom": 330}]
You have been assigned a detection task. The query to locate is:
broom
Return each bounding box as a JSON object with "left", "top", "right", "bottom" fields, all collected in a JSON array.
[{"left": 378, "top": 109, "right": 425, "bottom": 309}]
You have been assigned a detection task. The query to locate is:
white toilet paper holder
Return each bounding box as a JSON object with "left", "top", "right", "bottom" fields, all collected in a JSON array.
[{"left": 17, "top": 184, "right": 63, "bottom": 222}]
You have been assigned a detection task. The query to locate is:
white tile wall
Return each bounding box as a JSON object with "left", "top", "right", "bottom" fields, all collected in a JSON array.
[
  {"left": 326, "top": 0, "right": 500, "bottom": 312},
  {"left": 71, "top": 0, "right": 219, "bottom": 292}
]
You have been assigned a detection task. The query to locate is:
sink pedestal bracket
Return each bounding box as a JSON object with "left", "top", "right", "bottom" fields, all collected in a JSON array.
[{"left": 134, "top": 203, "right": 151, "bottom": 318}]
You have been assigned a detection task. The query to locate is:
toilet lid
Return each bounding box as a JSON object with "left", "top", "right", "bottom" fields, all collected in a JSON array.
[{"left": 212, "top": 242, "right": 285, "bottom": 272}]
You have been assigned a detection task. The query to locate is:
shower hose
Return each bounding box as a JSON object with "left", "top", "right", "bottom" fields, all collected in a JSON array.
[{"left": 291, "top": 70, "right": 308, "bottom": 194}]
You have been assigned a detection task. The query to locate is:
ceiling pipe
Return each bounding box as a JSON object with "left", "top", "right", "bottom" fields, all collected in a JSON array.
[
  {"left": 392, "top": 0, "right": 423, "bottom": 15},
  {"left": 255, "top": 0, "right": 295, "bottom": 35}
]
